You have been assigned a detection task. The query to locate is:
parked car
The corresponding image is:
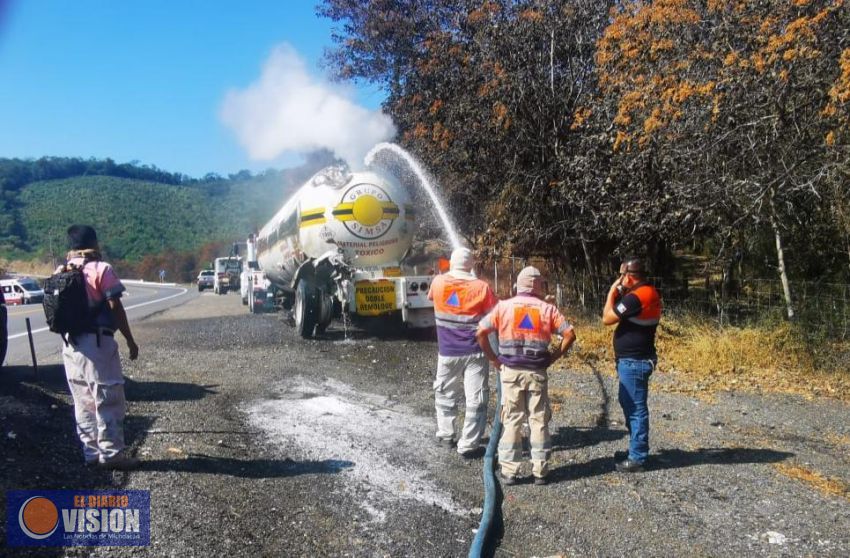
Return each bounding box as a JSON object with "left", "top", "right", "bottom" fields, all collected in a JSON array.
[
  {"left": 197, "top": 270, "right": 215, "bottom": 292},
  {"left": 0, "top": 288, "right": 7, "bottom": 368},
  {"left": 0, "top": 277, "right": 45, "bottom": 305}
]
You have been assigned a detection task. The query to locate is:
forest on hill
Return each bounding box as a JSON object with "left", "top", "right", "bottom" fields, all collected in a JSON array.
[
  {"left": 320, "top": 0, "right": 850, "bottom": 304},
  {"left": 0, "top": 152, "right": 335, "bottom": 266}
]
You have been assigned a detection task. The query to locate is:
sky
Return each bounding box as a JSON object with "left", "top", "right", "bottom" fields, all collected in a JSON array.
[{"left": 0, "top": 0, "right": 391, "bottom": 178}]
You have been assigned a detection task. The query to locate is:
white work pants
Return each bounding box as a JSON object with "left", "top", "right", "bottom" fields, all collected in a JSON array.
[
  {"left": 433, "top": 353, "right": 489, "bottom": 453},
  {"left": 62, "top": 333, "right": 126, "bottom": 463}
]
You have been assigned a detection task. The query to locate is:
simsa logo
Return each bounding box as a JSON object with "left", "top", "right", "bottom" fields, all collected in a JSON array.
[{"left": 7, "top": 490, "right": 150, "bottom": 547}]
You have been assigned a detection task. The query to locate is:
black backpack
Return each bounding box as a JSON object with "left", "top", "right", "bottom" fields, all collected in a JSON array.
[{"left": 42, "top": 262, "right": 97, "bottom": 342}]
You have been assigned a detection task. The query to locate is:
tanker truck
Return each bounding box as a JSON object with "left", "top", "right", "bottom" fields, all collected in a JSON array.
[{"left": 255, "top": 165, "right": 436, "bottom": 338}]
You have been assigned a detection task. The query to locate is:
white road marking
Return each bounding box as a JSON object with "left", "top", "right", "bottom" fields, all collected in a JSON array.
[{"left": 6, "top": 286, "right": 188, "bottom": 340}]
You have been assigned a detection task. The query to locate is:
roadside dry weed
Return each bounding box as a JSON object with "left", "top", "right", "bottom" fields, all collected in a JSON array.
[
  {"left": 555, "top": 315, "right": 850, "bottom": 402},
  {"left": 773, "top": 462, "right": 850, "bottom": 501}
]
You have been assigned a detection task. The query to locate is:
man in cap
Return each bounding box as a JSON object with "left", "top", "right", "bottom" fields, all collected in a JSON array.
[
  {"left": 476, "top": 266, "right": 575, "bottom": 485},
  {"left": 603, "top": 258, "right": 662, "bottom": 472},
  {"left": 59, "top": 225, "right": 140, "bottom": 470},
  {"left": 428, "top": 247, "right": 499, "bottom": 457}
]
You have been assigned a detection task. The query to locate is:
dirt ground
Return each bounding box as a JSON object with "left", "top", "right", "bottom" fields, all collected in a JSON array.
[{"left": 1, "top": 292, "right": 848, "bottom": 557}]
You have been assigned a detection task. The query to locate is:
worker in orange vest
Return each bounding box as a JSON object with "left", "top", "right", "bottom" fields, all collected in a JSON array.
[
  {"left": 476, "top": 266, "right": 575, "bottom": 485},
  {"left": 602, "top": 258, "right": 662, "bottom": 472},
  {"left": 428, "top": 248, "right": 499, "bottom": 457}
]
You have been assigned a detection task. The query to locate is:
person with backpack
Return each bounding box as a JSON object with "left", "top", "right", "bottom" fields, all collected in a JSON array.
[{"left": 52, "top": 225, "right": 140, "bottom": 470}]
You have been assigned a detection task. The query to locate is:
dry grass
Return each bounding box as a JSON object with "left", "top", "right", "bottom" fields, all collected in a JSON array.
[
  {"left": 554, "top": 314, "right": 850, "bottom": 402},
  {"left": 0, "top": 258, "right": 54, "bottom": 277},
  {"left": 773, "top": 463, "right": 850, "bottom": 500}
]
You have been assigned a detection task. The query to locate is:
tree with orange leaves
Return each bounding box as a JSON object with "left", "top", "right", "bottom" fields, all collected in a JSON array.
[{"left": 594, "top": 0, "right": 850, "bottom": 318}]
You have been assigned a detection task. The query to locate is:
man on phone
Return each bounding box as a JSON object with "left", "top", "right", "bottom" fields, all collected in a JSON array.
[{"left": 602, "top": 258, "right": 662, "bottom": 472}]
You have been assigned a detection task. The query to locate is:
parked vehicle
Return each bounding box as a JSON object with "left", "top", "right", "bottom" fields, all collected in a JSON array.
[
  {"left": 0, "top": 288, "right": 7, "bottom": 368},
  {"left": 197, "top": 270, "right": 215, "bottom": 292},
  {"left": 0, "top": 277, "right": 45, "bottom": 305},
  {"left": 213, "top": 257, "right": 242, "bottom": 295},
  {"left": 239, "top": 235, "right": 273, "bottom": 311},
  {"left": 254, "top": 165, "right": 435, "bottom": 338}
]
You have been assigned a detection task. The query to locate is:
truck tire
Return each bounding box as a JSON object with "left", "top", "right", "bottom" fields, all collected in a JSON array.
[
  {"left": 315, "top": 291, "right": 334, "bottom": 335},
  {"left": 294, "top": 280, "right": 318, "bottom": 338}
]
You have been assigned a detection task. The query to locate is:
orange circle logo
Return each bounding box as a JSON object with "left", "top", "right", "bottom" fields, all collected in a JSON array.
[{"left": 19, "top": 496, "right": 59, "bottom": 539}]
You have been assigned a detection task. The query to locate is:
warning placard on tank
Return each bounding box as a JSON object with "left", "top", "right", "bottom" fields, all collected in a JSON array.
[{"left": 355, "top": 280, "right": 397, "bottom": 316}]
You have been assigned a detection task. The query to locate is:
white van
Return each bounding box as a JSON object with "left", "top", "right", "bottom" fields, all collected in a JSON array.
[{"left": 0, "top": 277, "right": 45, "bottom": 305}]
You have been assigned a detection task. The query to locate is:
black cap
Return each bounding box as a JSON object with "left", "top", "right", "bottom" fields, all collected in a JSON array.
[
  {"left": 621, "top": 258, "right": 645, "bottom": 275},
  {"left": 67, "top": 225, "right": 98, "bottom": 250}
]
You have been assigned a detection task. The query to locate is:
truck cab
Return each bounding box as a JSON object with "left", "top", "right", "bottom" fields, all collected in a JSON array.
[{"left": 213, "top": 257, "right": 242, "bottom": 295}]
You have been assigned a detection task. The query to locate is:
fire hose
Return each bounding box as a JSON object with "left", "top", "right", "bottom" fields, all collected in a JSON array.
[{"left": 468, "top": 369, "right": 502, "bottom": 558}]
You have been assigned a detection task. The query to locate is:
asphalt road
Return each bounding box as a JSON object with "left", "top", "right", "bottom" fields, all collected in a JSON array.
[
  {"left": 2, "top": 282, "right": 193, "bottom": 367},
  {"left": 1, "top": 291, "right": 848, "bottom": 557}
]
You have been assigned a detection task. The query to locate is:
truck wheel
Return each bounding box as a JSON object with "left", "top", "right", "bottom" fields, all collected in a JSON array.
[
  {"left": 294, "top": 281, "right": 318, "bottom": 338},
  {"left": 315, "top": 292, "right": 334, "bottom": 335}
]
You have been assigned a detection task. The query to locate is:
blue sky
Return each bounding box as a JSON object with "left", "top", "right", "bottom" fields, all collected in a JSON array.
[{"left": 0, "top": 1, "right": 387, "bottom": 178}]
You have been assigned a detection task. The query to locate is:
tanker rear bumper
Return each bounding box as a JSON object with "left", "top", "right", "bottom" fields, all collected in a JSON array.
[{"left": 348, "top": 275, "right": 435, "bottom": 328}]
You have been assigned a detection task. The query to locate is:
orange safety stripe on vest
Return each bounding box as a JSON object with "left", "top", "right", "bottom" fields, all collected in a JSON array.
[{"left": 626, "top": 284, "right": 662, "bottom": 326}]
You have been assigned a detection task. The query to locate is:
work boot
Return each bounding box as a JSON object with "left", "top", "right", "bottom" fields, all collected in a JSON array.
[
  {"left": 499, "top": 472, "right": 517, "bottom": 486},
  {"left": 615, "top": 458, "right": 645, "bottom": 473},
  {"left": 437, "top": 437, "right": 455, "bottom": 450},
  {"left": 458, "top": 447, "right": 485, "bottom": 459},
  {"left": 99, "top": 454, "right": 140, "bottom": 471}
]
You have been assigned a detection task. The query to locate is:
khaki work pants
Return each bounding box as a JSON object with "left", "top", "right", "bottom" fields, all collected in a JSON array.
[
  {"left": 62, "top": 333, "right": 127, "bottom": 463},
  {"left": 498, "top": 365, "right": 551, "bottom": 478}
]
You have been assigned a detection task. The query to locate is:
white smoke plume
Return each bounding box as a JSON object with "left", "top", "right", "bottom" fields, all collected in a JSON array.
[{"left": 220, "top": 43, "right": 396, "bottom": 169}]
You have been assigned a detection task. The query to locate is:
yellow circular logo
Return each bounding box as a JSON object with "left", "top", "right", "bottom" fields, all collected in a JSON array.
[
  {"left": 334, "top": 184, "right": 399, "bottom": 240},
  {"left": 351, "top": 195, "right": 384, "bottom": 227}
]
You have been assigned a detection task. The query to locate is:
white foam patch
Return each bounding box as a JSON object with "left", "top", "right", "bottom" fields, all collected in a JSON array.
[{"left": 245, "top": 377, "right": 468, "bottom": 520}]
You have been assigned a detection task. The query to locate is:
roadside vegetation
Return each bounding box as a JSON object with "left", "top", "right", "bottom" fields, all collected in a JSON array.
[
  {"left": 559, "top": 314, "right": 850, "bottom": 402},
  {"left": 0, "top": 151, "right": 336, "bottom": 265}
]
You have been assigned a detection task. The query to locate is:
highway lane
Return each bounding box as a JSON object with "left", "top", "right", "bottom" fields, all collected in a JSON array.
[{"left": 2, "top": 281, "right": 195, "bottom": 367}]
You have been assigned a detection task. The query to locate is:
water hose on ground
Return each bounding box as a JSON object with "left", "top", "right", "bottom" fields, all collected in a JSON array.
[{"left": 468, "top": 368, "right": 502, "bottom": 558}]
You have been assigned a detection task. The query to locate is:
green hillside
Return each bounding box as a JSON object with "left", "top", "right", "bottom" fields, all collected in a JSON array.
[{"left": 0, "top": 154, "right": 334, "bottom": 262}]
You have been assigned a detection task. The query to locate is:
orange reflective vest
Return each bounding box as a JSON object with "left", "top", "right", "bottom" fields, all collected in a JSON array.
[
  {"left": 613, "top": 283, "right": 662, "bottom": 359},
  {"left": 478, "top": 294, "right": 571, "bottom": 370},
  {"left": 428, "top": 274, "right": 498, "bottom": 356}
]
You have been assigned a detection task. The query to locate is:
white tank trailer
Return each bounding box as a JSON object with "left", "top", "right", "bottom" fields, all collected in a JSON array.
[{"left": 255, "top": 165, "right": 436, "bottom": 338}]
